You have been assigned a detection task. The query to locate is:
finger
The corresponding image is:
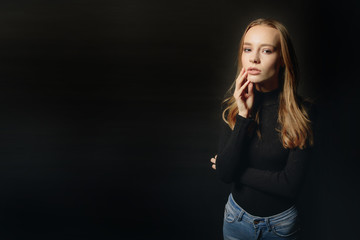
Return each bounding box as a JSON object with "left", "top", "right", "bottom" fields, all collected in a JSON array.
[
  {"left": 235, "top": 68, "right": 246, "bottom": 88},
  {"left": 244, "top": 82, "right": 253, "bottom": 98},
  {"left": 212, "top": 164, "right": 216, "bottom": 170},
  {"left": 210, "top": 158, "right": 216, "bottom": 164},
  {"left": 237, "top": 67, "right": 245, "bottom": 81},
  {"left": 215, "top": 154, "right": 217, "bottom": 159},
  {"left": 238, "top": 79, "right": 251, "bottom": 97},
  {"left": 234, "top": 74, "right": 248, "bottom": 99},
  {"left": 248, "top": 82, "right": 253, "bottom": 93},
  {"left": 235, "top": 69, "right": 247, "bottom": 91}
]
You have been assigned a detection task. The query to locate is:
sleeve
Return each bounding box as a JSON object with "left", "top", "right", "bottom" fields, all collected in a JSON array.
[
  {"left": 216, "top": 113, "right": 255, "bottom": 184},
  {"left": 238, "top": 101, "right": 317, "bottom": 199},
  {"left": 237, "top": 146, "right": 313, "bottom": 199}
]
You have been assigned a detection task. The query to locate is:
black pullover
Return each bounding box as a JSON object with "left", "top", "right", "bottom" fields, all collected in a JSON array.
[{"left": 216, "top": 87, "right": 314, "bottom": 217}]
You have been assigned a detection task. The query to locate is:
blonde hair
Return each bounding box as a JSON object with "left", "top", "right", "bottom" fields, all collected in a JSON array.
[{"left": 222, "top": 18, "right": 313, "bottom": 149}]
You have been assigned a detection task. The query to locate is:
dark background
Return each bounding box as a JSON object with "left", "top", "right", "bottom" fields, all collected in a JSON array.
[{"left": 0, "top": 0, "right": 359, "bottom": 239}]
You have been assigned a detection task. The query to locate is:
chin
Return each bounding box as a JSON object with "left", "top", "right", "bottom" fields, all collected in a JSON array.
[{"left": 247, "top": 75, "right": 264, "bottom": 83}]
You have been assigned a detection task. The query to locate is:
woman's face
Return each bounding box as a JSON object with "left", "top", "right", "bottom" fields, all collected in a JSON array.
[{"left": 241, "top": 25, "right": 283, "bottom": 91}]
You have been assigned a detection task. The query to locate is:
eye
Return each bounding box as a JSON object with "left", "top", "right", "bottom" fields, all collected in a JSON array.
[
  {"left": 262, "top": 49, "right": 273, "bottom": 54},
  {"left": 243, "top": 48, "right": 251, "bottom": 53}
]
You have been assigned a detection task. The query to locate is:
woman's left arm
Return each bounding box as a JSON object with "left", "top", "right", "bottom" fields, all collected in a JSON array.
[
  {"left": 239, "top": 101, "right": 318, "bottom": 199},
  {"left": 238, "top": 146, "right": 313, "bottom": 199}
]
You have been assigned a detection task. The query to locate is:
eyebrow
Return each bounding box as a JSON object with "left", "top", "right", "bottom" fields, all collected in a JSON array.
[{"left": 243, "top": 42, "right": 277, "bottom": 49}]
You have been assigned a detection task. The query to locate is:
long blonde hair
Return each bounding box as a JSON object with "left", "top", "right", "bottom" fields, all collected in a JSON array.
[{"left": 222, "top": 18, "right": 313, "bottom": 149}]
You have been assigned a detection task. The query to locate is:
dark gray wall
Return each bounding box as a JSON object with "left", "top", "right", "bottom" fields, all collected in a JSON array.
[{"left": 0, "top": 0, "right": 358, "bottom": 239}]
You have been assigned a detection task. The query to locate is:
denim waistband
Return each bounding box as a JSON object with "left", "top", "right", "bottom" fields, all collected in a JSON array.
[{"left": 228, "top": 193, "right": 297, "bottom": 225}]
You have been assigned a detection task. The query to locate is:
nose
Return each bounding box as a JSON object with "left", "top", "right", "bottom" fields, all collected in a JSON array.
[{"left": 250, "top": 52, "right": 260, "bottom": 64}]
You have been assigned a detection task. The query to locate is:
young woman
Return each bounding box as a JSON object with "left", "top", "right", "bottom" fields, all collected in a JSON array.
[{"left": 210, "top": 19, "right": 314, "bottom": 240}]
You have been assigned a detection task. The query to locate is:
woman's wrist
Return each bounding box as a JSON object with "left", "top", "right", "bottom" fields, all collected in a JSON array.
[{"left": 238, "top": 111, "right": 249, "bottom": 118}]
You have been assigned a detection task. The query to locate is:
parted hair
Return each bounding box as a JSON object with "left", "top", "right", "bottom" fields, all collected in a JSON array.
[{"left": 222, "top": 18, "right": 313, "bottom": 149}]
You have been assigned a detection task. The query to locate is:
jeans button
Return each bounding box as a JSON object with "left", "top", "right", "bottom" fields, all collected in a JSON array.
[{"left": 254, "top": 220, "right": 259, "bottom": 224}]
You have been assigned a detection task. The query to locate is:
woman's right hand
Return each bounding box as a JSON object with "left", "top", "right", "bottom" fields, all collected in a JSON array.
[{"left": 233, "top": 67, "right": 254, "bottom": 118}]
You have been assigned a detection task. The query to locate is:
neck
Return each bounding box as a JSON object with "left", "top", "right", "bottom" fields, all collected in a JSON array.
[
  {"left": 254, "top": 86, "right": 280, "bottom": 106},
  {"left": 254, "top": 78, "right": 279, "bottom": 92}
]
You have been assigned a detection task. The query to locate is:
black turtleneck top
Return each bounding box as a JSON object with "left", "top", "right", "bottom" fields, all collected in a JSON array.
[{"left": 216, "top": 87, "right": 314, "bottom": 217}]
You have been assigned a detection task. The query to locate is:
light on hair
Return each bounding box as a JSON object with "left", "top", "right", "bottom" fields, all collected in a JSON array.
[{"left": 222, "top": 18, "right": 313, "bottom": 149}]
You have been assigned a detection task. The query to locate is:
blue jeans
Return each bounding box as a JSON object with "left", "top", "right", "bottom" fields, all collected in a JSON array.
[{"left": 223, "top": 194, "right": 301, "bottom": 240}]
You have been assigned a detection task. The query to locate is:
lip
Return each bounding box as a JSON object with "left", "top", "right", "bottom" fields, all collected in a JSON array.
[{"left": 247, "top": 67, "right": 261, "bottom": 75}]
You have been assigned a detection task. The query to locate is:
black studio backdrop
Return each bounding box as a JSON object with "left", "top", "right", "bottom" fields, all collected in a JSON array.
[{"left": 0, "top": 0, "right": 359, "bottom": 239}]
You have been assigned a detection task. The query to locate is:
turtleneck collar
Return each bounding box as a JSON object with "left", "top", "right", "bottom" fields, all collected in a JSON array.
[{"left": 254, "top": 87, "right": 280, "bottom": 106}]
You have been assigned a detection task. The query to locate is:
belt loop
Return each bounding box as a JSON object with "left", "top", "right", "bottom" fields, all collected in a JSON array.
[
  {"left": 237, "top": 210, "right": 245, "bottom": 222},
  {"left": 265, "top": 218, "right": 271, "bottom": 232}
]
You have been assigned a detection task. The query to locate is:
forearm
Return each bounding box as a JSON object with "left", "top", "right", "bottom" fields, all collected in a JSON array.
[
  {"left": 216, "top": 114, "right": 254, "bottom": 183},
  {"left": 239, "top": 147, "right": 312, "bottom": 198}
]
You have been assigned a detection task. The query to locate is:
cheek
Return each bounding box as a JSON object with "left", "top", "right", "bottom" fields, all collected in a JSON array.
[
  {"left": 241, "top": 55, "right": 248, "bottom": 67},
  {"left": 265, "top": 57, "right": 280, "bottom": 73}
]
